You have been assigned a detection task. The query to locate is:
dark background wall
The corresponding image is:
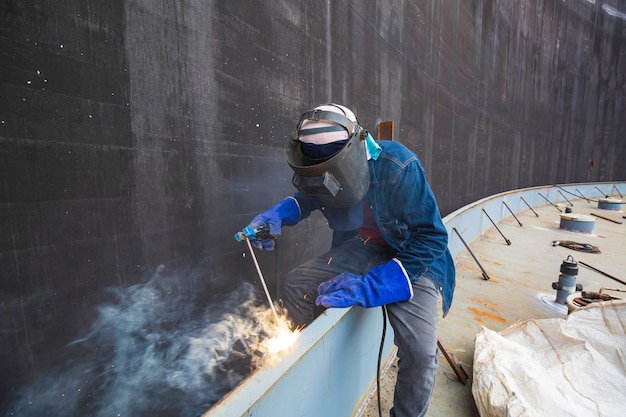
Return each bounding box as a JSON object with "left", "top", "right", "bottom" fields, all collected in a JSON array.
[{"left": 1, "top": 0, "right": 625, "bottom": 412}]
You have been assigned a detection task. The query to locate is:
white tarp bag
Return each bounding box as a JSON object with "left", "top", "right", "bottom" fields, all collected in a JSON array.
[{"left": 472, "top": 300, "right": 626, "bottom": 417}]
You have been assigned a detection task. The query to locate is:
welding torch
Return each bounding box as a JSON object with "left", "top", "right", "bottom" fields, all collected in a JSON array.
[
  {"left": 234, "top": 223, "right": 281, "bottom": 322},
  {"left": 234, "top": 224, "right": 274, "bottom": 242}
]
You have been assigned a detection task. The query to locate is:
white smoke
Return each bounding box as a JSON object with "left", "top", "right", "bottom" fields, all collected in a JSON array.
[{"left": 5, "top": 265, "right": 291, "bottom": 417}]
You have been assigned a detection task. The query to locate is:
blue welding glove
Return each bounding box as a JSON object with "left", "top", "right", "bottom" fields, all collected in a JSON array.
[
  {"left": 240, "top": 197, "right": 301, "bottom": 250},
  {"left": 315, "top": 258, "right": 414, "bottom": 308}
]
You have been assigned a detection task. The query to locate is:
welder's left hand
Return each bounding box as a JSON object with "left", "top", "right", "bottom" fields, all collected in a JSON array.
[{"left": 315, "top": 259, "right": 414, "bottom": 308}]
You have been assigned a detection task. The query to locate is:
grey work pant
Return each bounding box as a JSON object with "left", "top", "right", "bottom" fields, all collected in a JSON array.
[{"left": 281, "top": 238, "right": 440, "bottom": 417}]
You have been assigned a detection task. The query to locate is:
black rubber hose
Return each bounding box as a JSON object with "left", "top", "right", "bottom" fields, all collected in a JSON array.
[{"left": 377, "top": 306, "right": 388, "bottom": 417}]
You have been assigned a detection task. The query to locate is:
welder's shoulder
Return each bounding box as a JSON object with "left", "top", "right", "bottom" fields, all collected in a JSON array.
[{"left": 376, "top": 140, "right": 420, "bottom": 166}]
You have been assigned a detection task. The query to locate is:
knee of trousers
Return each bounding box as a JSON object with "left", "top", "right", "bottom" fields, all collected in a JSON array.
[
  {"left": 403, "top": 345, "right": 439, "bottom": 374},
  {"left": 396, "top": 332, "right": 439, "bottom": 371},
  {"left": 281, "top": 271, "right": 318, "bottom": 326},
  {"left": 282, "top": 271, "right": 313, "bottom": 304}
]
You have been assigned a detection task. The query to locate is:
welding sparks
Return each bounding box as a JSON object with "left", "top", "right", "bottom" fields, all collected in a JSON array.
[
  {"left": 257, "top": 313, "right": 300, "bottom": 361},
  {"left": 327, "top": 257, "right": 333, "bottom": 265},
  {"left": 266, "top": 324, "right": 300, "bottom": 355},
  {"left": 241, "top": 238, "right": 299, "bottom": 359}
]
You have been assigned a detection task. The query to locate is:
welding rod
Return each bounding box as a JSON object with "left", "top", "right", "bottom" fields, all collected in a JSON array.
[
  {"left": 482, "top": 208, "right": 512, "bottom": 245},
  {"left": 575, "top": 188, "right": 590, "bottom": 203},
  {"left": 452, "top": 228, "right": 490, "bottom": 280},
  {"left": 502, "top": 201, "right": 523, "bottom": 227},
  {"left": 245, "top": 237, "right": 280, "bottom": 323},
  {"left": 538, "top": 193, "right": 562, "bottom": 212},
  {"left": 520, "top": 196, "right": 539, "bottom": 217},
  {"left": 579, "top": 261, "right": 626, "bottom": 287}
]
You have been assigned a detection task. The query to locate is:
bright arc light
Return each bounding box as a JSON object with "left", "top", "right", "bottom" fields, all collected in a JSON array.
[{"left": 266, "top": 325, "right": 300, "bottom": 355}]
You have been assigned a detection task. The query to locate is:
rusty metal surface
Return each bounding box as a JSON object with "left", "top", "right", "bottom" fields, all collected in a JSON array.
[{"left": 362, "top": 194, "right": 626, "bottom": 417}]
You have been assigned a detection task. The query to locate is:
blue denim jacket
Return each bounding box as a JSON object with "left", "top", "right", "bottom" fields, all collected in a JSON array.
[{"left": 294, "top": 140, "right": 456, "bottom": 316}]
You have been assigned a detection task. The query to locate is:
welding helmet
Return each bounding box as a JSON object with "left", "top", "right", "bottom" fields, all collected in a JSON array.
[{"left": 286, "top": 104, "right": 370, "bottom": 230}]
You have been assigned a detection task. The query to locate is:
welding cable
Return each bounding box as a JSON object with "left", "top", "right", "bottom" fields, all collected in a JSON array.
[{"left": 377, "top": 305, "right": 388, "bottom": 417}]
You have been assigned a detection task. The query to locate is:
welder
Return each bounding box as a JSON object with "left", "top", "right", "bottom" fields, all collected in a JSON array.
[{"left": 237, "top": 103, "right": 455, "bottom": 417}]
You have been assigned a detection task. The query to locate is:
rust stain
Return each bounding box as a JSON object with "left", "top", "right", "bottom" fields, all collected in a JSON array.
[
  {"left": 457, "top": 264, "right": 481, "bottom": 273},
  {"left": 467, "top": 296, "right": 502, "bottom": 311},
  {"left": 467, "top": 307, "right": 507, "bottom": 323}
]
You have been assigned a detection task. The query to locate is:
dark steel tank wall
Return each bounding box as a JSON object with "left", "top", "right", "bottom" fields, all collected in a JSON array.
[
  {"left": 1, "top": 0, "right": 625, "bottom": 410},
  {"left": 1, "top": 0, "right": 134, "bottom": 404}
]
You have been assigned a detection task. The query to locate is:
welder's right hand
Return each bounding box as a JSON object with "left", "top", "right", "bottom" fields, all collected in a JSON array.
[{"left": 242, "top": 197, "right": 301, "bottom": 250}]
